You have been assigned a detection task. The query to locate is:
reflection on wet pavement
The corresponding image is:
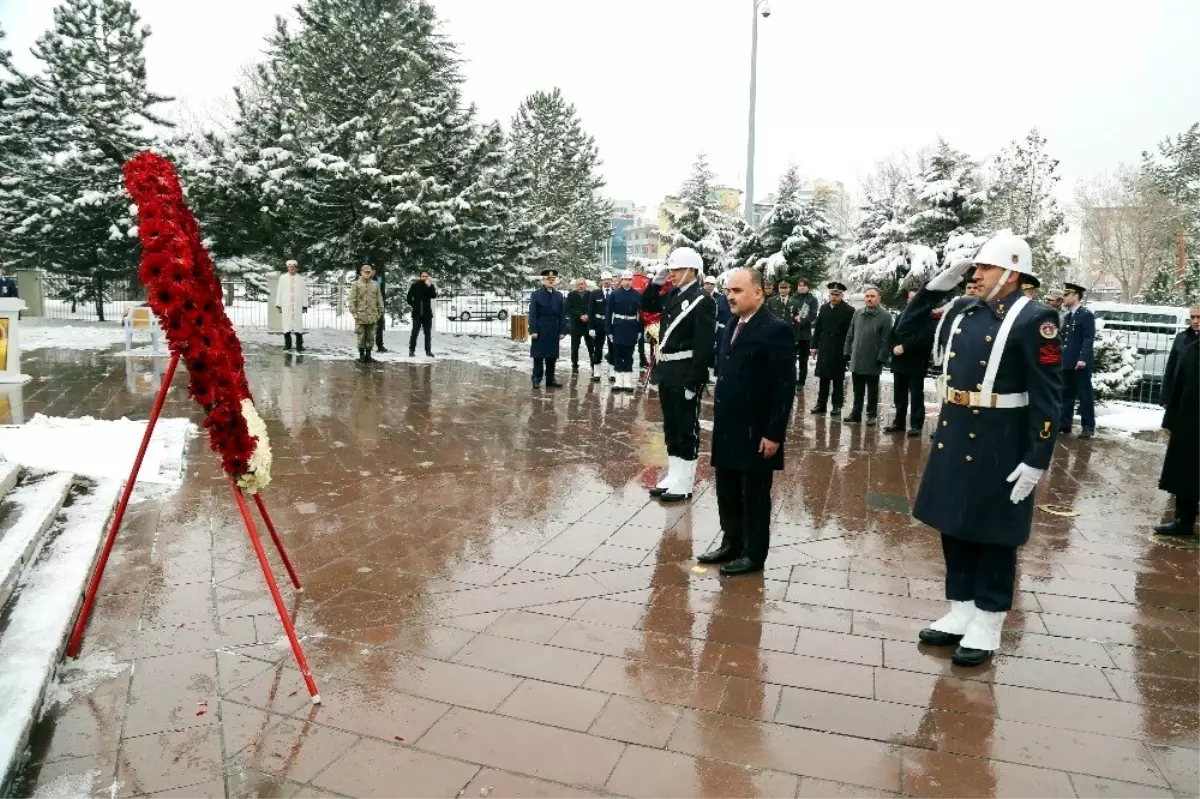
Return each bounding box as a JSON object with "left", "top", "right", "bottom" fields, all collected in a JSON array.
[{"left": 12, "top": 344, "right": 1199, "bottom": 798}]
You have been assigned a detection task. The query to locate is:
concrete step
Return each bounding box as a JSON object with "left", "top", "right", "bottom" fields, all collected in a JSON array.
[
  {"left": 0, "top": 461, "right": 20, "bottom": 501},
  {"left": 0, "top": 471, "right": 74, "bottom": 611},
  {"left": 0, "top": 477, "right": 121, "bottom": 795}
]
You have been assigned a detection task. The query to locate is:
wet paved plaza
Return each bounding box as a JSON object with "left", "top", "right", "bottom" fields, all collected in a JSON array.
[{"left": 10, "top": 339, "right": 1200, "bottom": 798}]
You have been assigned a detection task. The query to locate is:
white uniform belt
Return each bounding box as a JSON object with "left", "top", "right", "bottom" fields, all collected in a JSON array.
[
  {"left": 658, "top": 350, "right": 693, "bottom": 362},
  {"left": 943, "top": 386, "right": 1029, "bottom": 409},
  {"left": 611, "top": 313, "right": 638, "bottom": 320}
]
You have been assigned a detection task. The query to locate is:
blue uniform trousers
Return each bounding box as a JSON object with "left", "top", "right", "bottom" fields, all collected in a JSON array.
[
  {"left": 1059, "top": 368, "right": 1095, "bottom": 432},
  {"left": 942, "top": 534, "right": 1018, "bottom": 612},
  {"left": 611, "top": 343, "right": 635, "bottom": 373}
]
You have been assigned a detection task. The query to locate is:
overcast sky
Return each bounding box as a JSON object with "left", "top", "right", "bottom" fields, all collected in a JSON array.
[{"left": 4, "top": 0, "right": 1199, "bottom": 251}]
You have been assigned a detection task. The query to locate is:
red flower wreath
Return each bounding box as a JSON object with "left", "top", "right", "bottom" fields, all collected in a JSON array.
[{"left": 123, "top": 153, "right": 270, "bottom": 490}]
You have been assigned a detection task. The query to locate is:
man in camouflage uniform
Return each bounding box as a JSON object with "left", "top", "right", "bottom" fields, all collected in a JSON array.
[{"left": 349, "top": 264, "right": 384, "bottom": 363}]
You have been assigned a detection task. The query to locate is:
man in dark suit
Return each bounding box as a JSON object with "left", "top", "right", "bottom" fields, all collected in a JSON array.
[
  {"left": 886, "top": 287, "right": 935, "bottom": 435},
  {"left": 698, "top": 268, "right": 797, "bottom": 576},
  {"left": 565, "top": 277, "right": 593, "bottom": 373},
  {"left": 809, "top": 281, "right": 855, "bottom": 415},
  {"left": 1058, "top": 281, "right": 1096, "bottom": 438},
  {"left": 587, "top": 273, "right": 614, "bottom": 381}
]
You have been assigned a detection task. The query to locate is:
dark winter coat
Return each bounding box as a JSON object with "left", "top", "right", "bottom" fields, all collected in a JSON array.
[
  {"left": 0, "top": 276, "right": 18, "bottom": 299},
  {"left": 810, "top": 300, "right": 855, "bottom": 378},
  {"left": 528, "top": 287, "right": 567, "bottom": 359},
  {"left": 640, "top": 279, "right": 715, "bottom": 390},
  {"left": 1160, "top": 339, "right": 1199, "bottom": 500},
  {"left": 605, "top": 286, "right": 642, "bottom": 346},
  {"left": 844, "top": 305, "right": 893, "bottom": 376},
  {"left": 897, "top": 288, "right": 1064, "bottom": 546},
  {"left": 1162, "top": 327, "right": 1199, "bottom": 401},
  {"left": 565, "top": 289, "right": 591, "bottom": 333},
  {"left": 711, "top": 310, "right": 797, "bottom": 472},
  {"left": 888, "top": 298, "right": 936, "bottom": 376},
  {"left": 1061, "top": 305, "right": 1095, "bottom": 369},
  {"left": 793, "top": 293, "right": 819, "bottom": 341},
  {"left": 588, "top": 287, "right": 611, "bottom": 334},
  {"left": 405, "top": 281, "right": 437, "bottom": 319}
]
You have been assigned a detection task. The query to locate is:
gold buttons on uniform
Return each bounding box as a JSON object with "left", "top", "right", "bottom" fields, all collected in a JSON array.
[
  {"left": 985, "top": 335, "right": 993, "bottom": 342},
  {"left": 972, "top": 409, "right": 980, "bottom": 416},
  {"left": 966, "top": 455, "right": 973, "bottom": 461},
  {"left": 979, "top": 360, "right": 987, "bottom": 366},
  {"left": 937, "top": 443, "right": 944, "bottom": 449},
  {"left": 969, "top": 433, "right": 977, "bottom": 439},
  {"left": 942, "top": 421, "right": 948, "bottom": 427},
  {"left": 976, "top": 383, "right": 983, "bottom": 390},
  {"left": 949, "top": 352, "right": 956, "bottom": 358}
]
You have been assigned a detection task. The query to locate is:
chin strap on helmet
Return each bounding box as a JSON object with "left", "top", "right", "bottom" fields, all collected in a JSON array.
[{"left": 983, "top": 269, "right": 1012, "bottom": 303}]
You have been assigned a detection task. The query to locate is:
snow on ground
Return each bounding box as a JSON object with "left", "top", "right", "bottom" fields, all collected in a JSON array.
[
  {"left": 1094, "top": 401, "right": 1165, "bottom": 435},
  {"left": 238, "top": 327, "right": 530, "bottom": 371},
  {"left": 22, "top": 324, "right": 127, "bottom": 352},
  {"left": 41, "top": 649, "right": 129, "bottom": 712},
  {"left": 0, "top": 415, "right": 195, "bottom": 487}
]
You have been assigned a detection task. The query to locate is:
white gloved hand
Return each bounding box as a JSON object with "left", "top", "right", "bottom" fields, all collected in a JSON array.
[
  {"left": 926, "top": 258, "right": 974, "bottom": 292},
  {"left": 652, "top": 266, "right": 670, "bottom": 286},
  {"left": 1006, "top": 463, "right": 1045, "bottom": 504},
  {"left": 684, "top": 389, "right": 696, "bottom": 400},
  {"left": 588, "top": 329, "right": 595, "bottom": 338}
]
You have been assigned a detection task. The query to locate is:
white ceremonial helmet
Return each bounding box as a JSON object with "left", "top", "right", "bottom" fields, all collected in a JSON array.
[
  {"left": 620, "top": 269, "right": 634, "bottom": 280},
  {"left": 667, "top": 247, "right": 703, "bottom": 271},
  {"left": 285, "top": 259, "right": 298, "bottom": 267},
  {"left": 972, "top": 230, "right": 1038, "bottom": 290},
  {"left": 600, "top": 271, "right": 613, "bottom": 280},
  {"left": 703, "top": 274, "right": 716, "bottom": 285}
]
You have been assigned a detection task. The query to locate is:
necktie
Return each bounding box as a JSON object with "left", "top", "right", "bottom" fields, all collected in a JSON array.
[{"left": 731, "top": 319, "right": 747, "bottom": 345}]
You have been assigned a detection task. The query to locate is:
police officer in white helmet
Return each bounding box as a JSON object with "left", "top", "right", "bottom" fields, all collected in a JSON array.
[
  {"left": 893, "top": 230, "right": 1064, "bottom": 667},
  {"left": 641, "top": 247, "right": 717, "bottom": 502}
]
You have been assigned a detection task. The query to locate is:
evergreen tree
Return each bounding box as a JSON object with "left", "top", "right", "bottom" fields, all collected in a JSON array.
[
  {"left": 662, "top": 153, "right": 741, "bottom": 274},
  {"left": 733, "top": 165, "right": 834, "bottom": 286},
  {"left": 0, "top": 0, "right": 171, "bottom": 320},
  {"left": 1143, "top": 122, "right": 1200, "bottom": 304},
  {"left": 182, "top": 0, "right": 522, "bottom": 322},
  {"left": 507, "top": 88, "right": 609, "bottom": 274},
  {"left": 1091, "top": 332, "right": 1140, "bottom": 402},
  {"left": 904, "top": 139, "right": 990, "bottom": 269},
  {"left": 987, "top": 128, "right": 1069, "bottom": 288}
]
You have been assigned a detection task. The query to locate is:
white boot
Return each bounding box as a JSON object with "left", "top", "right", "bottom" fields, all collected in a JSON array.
[
  {"left": 622, "top": 372, "right": 633, "bottom": 392},
  {"left": 929, "top": 600, "right": 977, "bottom": 635},
  {"left": 652, "top": 456, "right": 677, "bottom": 495},
  {"left": 664, "top": 458, "right": 695, "bottom": 501},
  {"left": 959, "top": 610, "right": 1006, "bottom": 652}
]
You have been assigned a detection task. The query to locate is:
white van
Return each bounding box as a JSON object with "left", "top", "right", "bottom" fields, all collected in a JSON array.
[{"left": 1088, "top": 302, "right": 1190, "bottom": 355}]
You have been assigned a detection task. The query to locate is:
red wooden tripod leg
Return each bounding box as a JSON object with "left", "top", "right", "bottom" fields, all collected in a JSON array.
[
  {"left": 68, "top": 352, "right": 181, "bottom": 658},
  {"left": 252, "top": 492, "right": 302, "bottom": 591},
  {"left": 231, "top": 478, "right": 320, "bottom": 703}
]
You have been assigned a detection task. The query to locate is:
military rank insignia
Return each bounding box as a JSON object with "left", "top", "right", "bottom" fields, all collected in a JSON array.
[{"left": 1039, "top": 321, "right": 1059, "bottom": 339}]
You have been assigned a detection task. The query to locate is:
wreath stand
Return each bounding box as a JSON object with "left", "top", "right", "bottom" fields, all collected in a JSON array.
[{"left": 66, "top": 351, "right": 321, "bottom": 703}]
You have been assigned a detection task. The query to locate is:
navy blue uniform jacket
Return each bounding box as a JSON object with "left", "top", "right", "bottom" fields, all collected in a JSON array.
[
  {"left": 528, "top": 287, "right": 567, "bottom": 358},
  {"left": 711, "top": 311, "right": 797, "bottom": 472},
  {"left": 0, "top": 276, "right": 18, "bottom": 298},
  {"left": 604, "top": 286, "right": 642, "bottom": 346},
  {"left": 587, "top": 288, "right": 609, "bottom": 335},
  {"left": 1060, "top": 305, "right": 1095, "bottom": 369},
  {"left": 896, "top": 288, "right": 1063, "bottom": 546},
  {"left": 640, "top": 280, "right": 716, "bottom": 390}
]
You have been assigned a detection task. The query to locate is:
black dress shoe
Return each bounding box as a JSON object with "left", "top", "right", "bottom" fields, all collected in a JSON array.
[
  {"left": 1078, "top": 430, "right": 1094, "bottom": 439},
  {"left": 951, "top": 645, "right": 994, "bottom": 667},
  {"left": 719, "top": 557, "right": 763, "bottom": 576},
  {"left": 409, "top": 351, "right": 416, "bottom": 357},
  {"left": 377, "top": 346, "right": 388, "bottom": 353},
  {"left": 883, "top": 423, "right": 904, "bottom": 433},
  {"left": 697, "top": 545, "right": 738, "bottom": 564},
  {"left": 649, "top": 485, "right": 668, "bottom": 497},
  {"left": 572, "top": 365, "right": 579, "bottom": 373},
  {"left": 810, "top": 407, "right": 827, "bottom": 415},
  {"left": 842, "top": 414, "right": 861, "bottom": 423},
  {"left": 547, "top": 381, "right": 564, "bottom": 388},
  {"left": 907, "top": 428, "right": 923, "bottom": 437},
  {"left": 426, "top": 352, "right": 435, "bottom": 358},
  {"left": 1058, "top": 427, "right": 1071, "bottom": 435},
  {"left": 918, "top": 628, "right": 963, "bottom": 647},
  {"left": 865, "top": 416, "right": 877, "bottom": 426},
  {"left": 1154, "top": 518, "right": 1197, "bottom": 536},
  {"left": 659, "top": 490, "right": 692, "bottom": 503}
]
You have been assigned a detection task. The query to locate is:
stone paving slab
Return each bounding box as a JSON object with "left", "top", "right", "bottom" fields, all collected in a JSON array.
[{"left": 9, "top": 342, "right": 1199, "bottom": 798}]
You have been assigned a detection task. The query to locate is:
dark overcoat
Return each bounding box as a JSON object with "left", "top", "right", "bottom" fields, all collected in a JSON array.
[
  {"left": 896, "top": 288, "right": 1064, "bottom": 546},
  {"left": 793, "top": 293, "right": 819, "bottom": 342},
  {"left": 1160, "top": 339, "right": 1198, "bottom": 499},
  {"left": 888, "top": 299, "right": 935, "bottom": 376},
  {"left": 565, "top": 290, "right": 590, "bottom": 333},
  {"left": 604, "top": 286, "right": 642, "bottom": 346},
  {"left": 529, "top": 287, "right": 567, "bottom": 358},
  {"left": 639, "top": 280, "right": 715, "bottom": 390},
  {"left": 587, "top": 288, "right": 609, "bottom": 336},
  {"left": 711, "top": 311, "right": 797, "bottom": 472},
  {"left": 810, "top": 300, "right": 855, "bottom": 378}
]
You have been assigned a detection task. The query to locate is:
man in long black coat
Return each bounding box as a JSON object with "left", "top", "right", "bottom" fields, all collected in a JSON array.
[
  {"left": 808, "top": 281, "right": 855, "bottom": 415},
  {"left": 699, "top": 268, "right": 796, "bottom": 576},
  {"left": 565, "top": 278, "right": 593, "bottom": 373},
  {"left": 886, "top": 287, "right": 935, "bottom": 435},
  {"left": 1156, "top": 338, "right": 1198, "bottom": 537}
]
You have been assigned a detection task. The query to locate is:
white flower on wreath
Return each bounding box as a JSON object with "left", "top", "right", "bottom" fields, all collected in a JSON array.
[
  {"left": 645, "top": 322, "right": 661, "bottom": 343},
  {"left": 237, "top": 398, "right": 273, "bottom": 494}
]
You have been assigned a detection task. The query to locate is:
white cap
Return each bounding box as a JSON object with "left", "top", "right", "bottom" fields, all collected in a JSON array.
[
  {"left": 285, "top": 259, "right": 298, "bottom": 266},
  {"left": 972, "top": 230, "right": 1037, "bottom": 287},
  {"left": 667, "top": 247, "right": 703, "bottom": 271},
  {"left": 620, "top": 269, "right": 634, "bottom": 280},
  {"left": 600, "top": 272, "right": 613, "bottom": 280},
  {"left": 703, "top": 274, "right": 716, "bottom": 284}
]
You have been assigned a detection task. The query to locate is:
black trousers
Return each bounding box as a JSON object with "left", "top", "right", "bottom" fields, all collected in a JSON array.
[
  {"left": 611, "top": 343, "right": 635, "bottom": 372},
  {"left": 659, "top": 385, "right": 701, "bottom": 459},
  {"left": 796, "top": 341, "right": 810, "bottom": 387},
  {"left": 941, "top": 534, "right": 1018, "bottom": 612},
  {"left": 850, "top": 373, "right": 880, "bottom": 419},
  {"left": 892, "top": 372, "right": 926, "bottom": 428},
  {"left": 815, "top": 373, "right": 845, "bottom": 409},
  {"left": 1173, "top": 491, "right": 1200, "bottom": 524},
  {"left": 638, "top": 333, "right": 648, "bottom": 367},
  {"left": 591, "top": 325, "right": 608, "bottom": 365},
  {"left": 570, "top": 327, "right": 593, "bottom": 367},
  {"left": 409, "top": 316, "right": 432, "bottom": 354},
  {"left": 532, "top": 357, "right": 558, "bottom": 385},
  {"left": 716, "top": 469, "right": 774, "bottom": 565}
]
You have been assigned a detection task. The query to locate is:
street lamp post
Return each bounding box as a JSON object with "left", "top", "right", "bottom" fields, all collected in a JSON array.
[{"left": 744, "top": 0, "right": 770, "bottom": 226}]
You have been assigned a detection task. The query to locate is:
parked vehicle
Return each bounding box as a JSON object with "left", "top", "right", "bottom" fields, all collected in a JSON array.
[
  {"left": 1090, "top": 302, "right": 1190, "bottom": 355},
  {"left": 442, "top": 293, "right": 521, "bottom": 322}
]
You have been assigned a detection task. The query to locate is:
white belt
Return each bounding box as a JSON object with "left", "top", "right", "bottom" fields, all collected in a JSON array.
[
  {"left": 658, "top": 350, "right": 693, "bottom": 362},
  {"left": 612, "top": 313, "right": 638, "bottom": 320},
  {"left": 943, "top": 386, "right": 1029, "bottom": 409}
]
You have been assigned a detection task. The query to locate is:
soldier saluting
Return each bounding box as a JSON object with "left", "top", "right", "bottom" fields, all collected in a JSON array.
[
  {"left": 895, "top": 230, "right": 1063, "bottom": 667},
  {"left": 642, "top": 247, "right": 716, "bottom": 502}
]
